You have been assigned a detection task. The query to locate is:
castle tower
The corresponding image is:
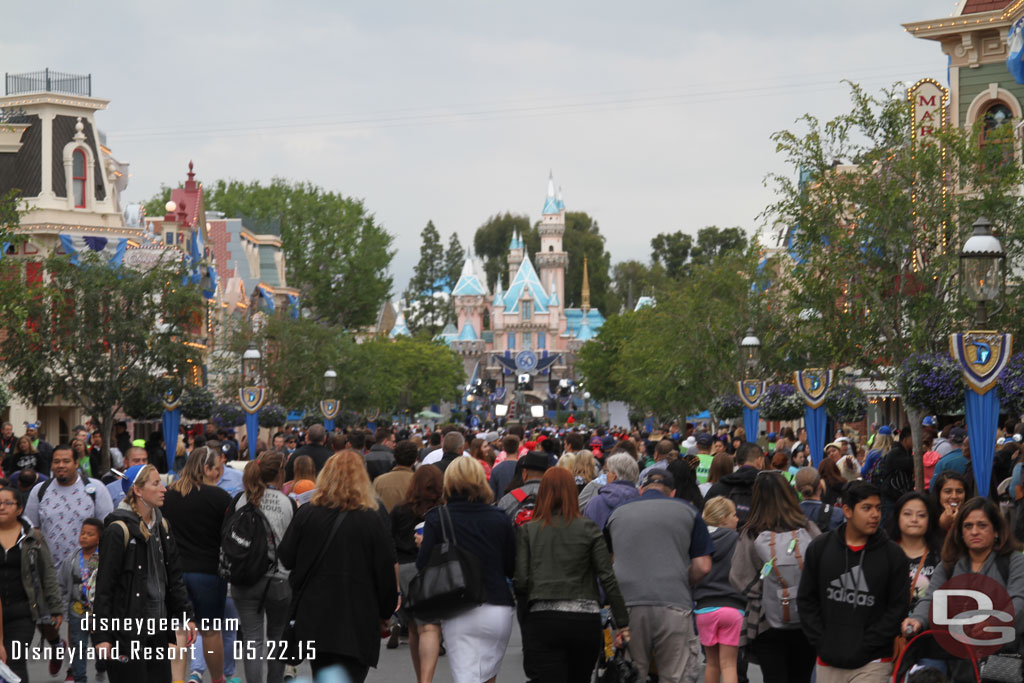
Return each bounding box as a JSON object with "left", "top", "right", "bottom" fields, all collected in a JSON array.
[
  {"left": 507, "top": 230, "right": 523, "bottom": 286},
  {"left": 536, "top": 172, "right": 568, "bottom": 312}
]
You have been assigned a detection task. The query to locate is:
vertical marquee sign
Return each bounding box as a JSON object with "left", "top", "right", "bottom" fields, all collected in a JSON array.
[{"left": 907, "top": 78, "right": 950, "bottom": 270}]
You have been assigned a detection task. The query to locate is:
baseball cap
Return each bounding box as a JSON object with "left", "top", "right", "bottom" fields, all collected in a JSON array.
[
  {"left": 25, "top": 422, "right": 39, "bottom": 430},
  {"left": 132, "top": 439, "right": 147, "bottom": 448},
  {"left": 121, "top": 464, "right": 148, "bottom": 494},
  {"left": 877, "top": 425, "right": 892, "bottom": 436},
  {"left": 695, "top": 433, "right": 714, "bottom": 447},
  {"left": 766, "top": 432, "right": 777, "bottom": 441},
  {"left": 601, "top": 435, "right": 617, "bottom": 452},
  {"left": 639, "top": 469, "right": 675, "bottom": 490},
  {"left": 922, "top": 416, "right": 936, "bottom": 427},
  {"left": 950, "top": 427, "right": 967, "bottom": 444}
]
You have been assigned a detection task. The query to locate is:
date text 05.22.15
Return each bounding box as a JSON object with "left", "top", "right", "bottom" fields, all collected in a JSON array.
[{"left": 233, "top": 640, "right": 316, "bottom": 661}]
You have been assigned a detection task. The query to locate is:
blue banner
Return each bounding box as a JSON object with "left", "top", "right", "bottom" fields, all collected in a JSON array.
[
  {"left": 162, "top": 407, "right": 181, "bottom": 473},
  {"left": 743, "top": 407, "right": 759, "bottom": 446},
  {"left": 324, "top": 418, "right": 335, "bottom": 432},
  {"left": 806, "top": 405, "right": 827, "bottom": 466},
  {"left": 965, "top": 388, "right": 1000, "bottom": 497},
  {"left": 246, "top": 411, "right": 260, "bottom": 461}
]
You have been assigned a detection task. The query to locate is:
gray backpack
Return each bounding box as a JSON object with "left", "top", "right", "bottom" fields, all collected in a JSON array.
[{"left": 752, "top": 528, "right": 812, "bottom": 629}]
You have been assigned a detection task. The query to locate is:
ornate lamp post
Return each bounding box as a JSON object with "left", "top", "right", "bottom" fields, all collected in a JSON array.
[
  {"left": 238, "top": 345, "right": 266, "bottom": 460},
  {"left": 737, "top": 329, "right": 765, "bottom": 446},
  {"left": 160, "top": 374, "right": 182, "bottom": 473},
  {"left": 321, "top": 369, "right": 339, "bottom": 432},
  {"left": 950, "top": 216, "right": 1012, "bottom": 496}
]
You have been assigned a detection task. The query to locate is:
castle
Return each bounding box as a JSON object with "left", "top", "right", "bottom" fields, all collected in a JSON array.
[{"left": 399, "top": 174, "right": 606, "bottom": 410}]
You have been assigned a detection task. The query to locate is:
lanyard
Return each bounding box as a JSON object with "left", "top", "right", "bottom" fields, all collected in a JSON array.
[{"left": 80, "top": 550, "right": 93, "bottom": 603}]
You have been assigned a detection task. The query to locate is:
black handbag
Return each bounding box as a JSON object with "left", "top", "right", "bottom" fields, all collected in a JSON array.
[
  {"left": 405, "top": 505, "right": 484, "bottom": 620},
  {"left": 981, "top": 653, "right": 1023, "bottom": 682},
  {"left": 281, "top": 509, "right": 347, "bottom": 666},
  {"left": 596, "top": 646, "right": 639, "bottom": 683}
]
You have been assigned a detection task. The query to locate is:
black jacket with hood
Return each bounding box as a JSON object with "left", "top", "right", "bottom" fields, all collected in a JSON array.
[
  {"left": 704, "top": 465, "right": 757, "bottom": 529},
  {"left": 796, "top": 523, "right": 909, "bottom": 669}
]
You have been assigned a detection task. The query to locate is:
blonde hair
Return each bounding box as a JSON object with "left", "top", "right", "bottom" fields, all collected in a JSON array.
[
  {"left": 571, "top": 451, "right": 597, "bottom": 484},
  {"left": 312, "top": 450, "right": 377, "bottom": 511},
  {"left": 443, "top": 456, "right": 493, "bottom": 504},
  {"left": 703, "top": 496, "right": 736, "bottom": 527},
  {"left": 125, "top": 464, "right": 159, "bottom": 540},
  {"left": 169, "top": 446, "right": 218, "bottom": 497},
  {"left": 556, "top": 452, "right": 577, "bottom": 470}
]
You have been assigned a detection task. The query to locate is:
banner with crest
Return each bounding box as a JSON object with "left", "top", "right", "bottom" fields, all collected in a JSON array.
[
  {"left": 949, "top": 331, "right": 1012, "bottom": 395},
  {"left": 737, "top": 380, "right": 766, "bottom": 410},
  {"left": 793, "top": 369, "right": 834, "bottom": 409}
]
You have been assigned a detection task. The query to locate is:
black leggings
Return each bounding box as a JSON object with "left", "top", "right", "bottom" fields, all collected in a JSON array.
[
  {"left": 524, "top": 611, "right": 603, "bottom": 683},
  {"left": 3, "top": 616, "right": 34, "bottom": 682},
  {"left": 310, "top": 653, "right": 370, "bottom": 683},
  {"left": 105, "top": 632, "right": 173, "bottom": 683},
  {"left": 749, "top": 627, "right": 815, "bottom": 683}
]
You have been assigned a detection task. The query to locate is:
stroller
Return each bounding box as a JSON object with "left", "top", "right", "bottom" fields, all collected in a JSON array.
[{"left": 891, "top": 628, "right": 1022, "bottom": 683}]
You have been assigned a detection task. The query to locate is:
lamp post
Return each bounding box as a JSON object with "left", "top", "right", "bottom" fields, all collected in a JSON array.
[
  {"left": 238, "top": 345, "right": 266, "bottom": 460},
  {"left": 160, "top": 374, "right": 182, "bottom": 474},
  {"left": 321, "top": 369, "right": 339, "bottom": 433},
  {"left": 950, "top": 216, "right": 1012, "bottom": 496},
  {"left": 736, "top": 329, "right": 765, "bottom": 445}
]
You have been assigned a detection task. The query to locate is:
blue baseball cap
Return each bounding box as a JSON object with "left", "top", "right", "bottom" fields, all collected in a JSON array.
[
  {"left": 121, "top": 464, "right": 148, "bottom": 494},
  {"left": 878, "top": 425, "right": 892, "bottom": 436}
]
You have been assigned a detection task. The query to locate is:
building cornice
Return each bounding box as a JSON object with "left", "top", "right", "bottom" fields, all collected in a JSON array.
[
  {"left": 904, "top": 9, "right": 1008, "bottom": 39},
  {"left": 0, "top": 94, "right": 109, "bottom": 111}
]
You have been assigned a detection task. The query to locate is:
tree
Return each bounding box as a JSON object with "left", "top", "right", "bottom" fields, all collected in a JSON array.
[
  {"left": 352, "top": 337, "right": 465, "bottom": 417},
  {"left": 691, "top": 226, "right": 748, "bottom": 263},
  {"left": 442, "top": 232, "right": 466, "bottom": 324},
  {"left": 650, "top": 226, "right": 747, "bottom": 280},
  {"left": 611, "top": 260, "right": 667, "bottom": 311},
  {"left": 473, "top": 212, "right": 532, "bottom": 291},
  {"left": 650, "top": 231, "right": 693, "bottom": 279},
  {"left": 150, "top": 178, "right": 395, "bottom": 329},
  {"left": 762, "top": 83, "right": 1024, "bottom": 488},
  {"left": 0, "top": 252, "right": 205, "bottom": 473},
  {"left": 562, "top": 212, "right": 616, "bottom": 312},
  {"left": 404, "top": 221, "right": 447, "bottom": 334}
]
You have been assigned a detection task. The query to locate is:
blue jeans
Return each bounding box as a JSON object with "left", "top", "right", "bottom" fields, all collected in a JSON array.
[{"left": 190, "top": 595, "right": 239, "bottom": 677}]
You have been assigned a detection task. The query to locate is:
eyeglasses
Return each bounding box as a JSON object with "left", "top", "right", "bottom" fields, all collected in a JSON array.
[{"left": 0, "top": 500, "right": 19, "bottom": 507}]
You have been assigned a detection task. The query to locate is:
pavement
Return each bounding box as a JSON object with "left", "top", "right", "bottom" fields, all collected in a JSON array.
[{"left": 25, "top": 623, "right": 767, "bottom": 682}]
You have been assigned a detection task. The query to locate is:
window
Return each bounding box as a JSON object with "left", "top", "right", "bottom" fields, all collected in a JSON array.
[
  {"left": 507, "top": 332, "right": 515, "bottom": 350},
  {"left": 981, "top": 102, "right": 1015, "bottom": 167},
  {"left": 165, "top": 232, "right": 175, "bottom": 245},
  {"left": 523, "top": 332, "right": 532, "bottom": 350},
  {"left": 72, "top": 149, "right": 87, "bottom": 208},
  {"left": 522, "top": 300, "right": 532, "bottom": 320},
  {"left": 537, "top": 331, "right": 546, "bottom": 349}
]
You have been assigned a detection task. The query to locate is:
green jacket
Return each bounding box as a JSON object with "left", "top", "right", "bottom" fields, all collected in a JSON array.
[
  {"left": 14, "top": 520, "right": 63, "bottom": 623},
  {"left": 514, "top": 515, "right": 629, "bottom": 627}
]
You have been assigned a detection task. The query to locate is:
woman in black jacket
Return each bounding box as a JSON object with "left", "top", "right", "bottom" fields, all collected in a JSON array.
[
  {"left": 93, "top": 464, "right": 197, "bottom": 683},
  {"left": 279, "top": 450, "right": 398, "bottom": 683},
  {"left": 418, "top": 456, "right": 516, "bottom": 683}
]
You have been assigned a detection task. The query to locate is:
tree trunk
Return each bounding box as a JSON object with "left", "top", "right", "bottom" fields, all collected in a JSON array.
[{"left": 905, "top": 405, "right": 925, "bottom": 491}]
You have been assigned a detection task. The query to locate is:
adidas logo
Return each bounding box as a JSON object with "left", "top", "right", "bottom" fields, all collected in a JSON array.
[{"left": 825, "top": 566, "right": 876, "bottom": 607}]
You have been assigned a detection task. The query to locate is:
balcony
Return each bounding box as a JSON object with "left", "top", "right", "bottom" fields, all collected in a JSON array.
[{"left": 5, "top": 69, "right": 92, "bottom": 97}]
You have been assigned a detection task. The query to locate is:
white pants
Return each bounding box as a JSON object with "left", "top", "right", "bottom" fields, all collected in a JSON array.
[{"left": 442, "top": 604, "right": 515, "bottom": 683}]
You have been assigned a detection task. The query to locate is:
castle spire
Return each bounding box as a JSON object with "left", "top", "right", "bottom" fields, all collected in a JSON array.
[
  {"left": 547, "top": 171, "right": 555, "bottom": 198},
  {"left": 581, "top": 257, "right": 591, "bottom": 313}
]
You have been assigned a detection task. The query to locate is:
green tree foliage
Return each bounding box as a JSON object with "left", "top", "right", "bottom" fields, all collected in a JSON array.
[
  {"left": 611, "top": 260, "right": 667, "bottom": 311},
  {"left": 473, "top": 212, "right": 532, "bottom": 291},
  {"left": 0, "top": 253, "right": 205, "bottom": 473},
  {"left": 650, "top": 231, "right": 692, "bottom": 279},
  {"left": 142, "top": 186, "right": 174, "bottom": 219},
  {"left": 762, "top": 83, "right": 1024, "bottom": 487},
  {"left": 404, "top": 221, "right": 447, "bottom": 334},
  {"left": 352, "top": 337, "right": 465, "bottom": 418},
  {"left": 442, "top": 232, "right": 465, "bottom": 325},
  {"left": 577, "top": 250, "right": 757, "bottom": 419},
  {"left": 650, "top": 226, "right": 747, "bottom": 280},
  {"left": 561, "top": 212, "right": 616, "bottom": 312},
  {"left": 148, "top": 179, "right": 395, "bottom": 329}
]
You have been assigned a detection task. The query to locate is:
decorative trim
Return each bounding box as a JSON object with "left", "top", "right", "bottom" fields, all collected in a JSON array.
[
  {"left": 793, "top": 369, "right": 834, "bottom": 409},
  {"left": 737, "top": 380, "right": 766, "bottom": 410},
  {"left": 238, "top": 386, "right": 267, "bottom": 414}
]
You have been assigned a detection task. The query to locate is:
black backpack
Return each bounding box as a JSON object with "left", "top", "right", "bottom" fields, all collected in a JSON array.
[
  {"left": 812, "top": 502, "right": 834, "bottom": 534},
  {"left": 219, "top": 493, "right": 275, "bottom": 586}
]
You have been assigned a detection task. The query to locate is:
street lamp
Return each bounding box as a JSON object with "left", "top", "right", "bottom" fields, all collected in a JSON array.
[
  {"left": 739, "top": 328, "right": 761, "bottom": 378},
  {"left": 321, "top": 369, "right": 340, "bottom": 432},
  {"left": 238, "top": 345, "right": 266, "bottom": 460},
  {"left": 960, "top": 216, "right": 1005, "bottom": 327}
]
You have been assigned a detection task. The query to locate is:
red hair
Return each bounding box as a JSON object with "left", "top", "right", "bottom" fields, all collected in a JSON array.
[{"left": 533, "top": 467, "right": 581, "bottom": 526}]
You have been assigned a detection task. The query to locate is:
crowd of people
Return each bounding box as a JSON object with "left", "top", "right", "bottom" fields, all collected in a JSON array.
[{"left": 0, "top": 416, "right": 1019, "bottom": 683}]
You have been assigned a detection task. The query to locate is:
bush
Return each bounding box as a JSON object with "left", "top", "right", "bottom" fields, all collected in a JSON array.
[
  {"left": 180, "top": 385, "right": 215, "bottom": 420},
  {"left": 825, "top": 384, "right": 868, "bottom": 423},
  {"left": 898, "top": 352, "right": 964, "bottom": 414},
  {"left": 760, "top": 383, "right": 804, "bottom": 421},
  {"left": 120, "top": 386, "right": 163, "bottom": 421},
  {"left": 710, "top": 393, "right": 744, "bottom": 420}
]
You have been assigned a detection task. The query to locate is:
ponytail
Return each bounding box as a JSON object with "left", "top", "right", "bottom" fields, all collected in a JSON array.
[{"left": 243, "top": 450, "right": 285, "bottom": 507}]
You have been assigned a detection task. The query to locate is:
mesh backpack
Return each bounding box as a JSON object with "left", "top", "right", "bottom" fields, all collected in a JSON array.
[
  {"left": 219, "top": 493, "right": 275, "bottom": 586},
  {"left": 508, "top": 487, "right": 537, "bottom": 527},
  {"left": 752, "top": 528, "right": 813, "bottom": 629}
]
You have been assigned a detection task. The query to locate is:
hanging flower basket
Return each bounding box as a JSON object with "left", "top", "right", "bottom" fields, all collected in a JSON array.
[
  {"left": 258, "top": 404, "right": 287, "bottom": 429},
  {"left": 180, "top": 385, "right": 216, "bottom": 421},
  {"left": 825, "top": 384, "right": 868, "bottom": 423},
  {"left": 710, "top": 393, "right": 744, "bottom": 420},
  {"left": 211, "top": 402, "right": 247, "bottom": 428},
  {"left": 760, "top": 383, "right": 804, "bottom": 421},
  {"left": 999, "top": 353, "right": 1024, "bottom": 416},
  {"left": 897, "top": 352, "right": 964, "bottom": 414},
  {"left": 120, "top": 387, "right": 163, "bottom": 421}
]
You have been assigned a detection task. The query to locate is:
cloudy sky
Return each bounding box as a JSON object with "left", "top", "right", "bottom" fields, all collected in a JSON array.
[{"left": 4, "top": 0, "right": 954, "bottom": 293}]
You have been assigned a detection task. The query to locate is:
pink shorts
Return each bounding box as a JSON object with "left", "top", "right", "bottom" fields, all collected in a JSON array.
[{"left": 695, "top": 607, "right": 744, "bottom": 647}]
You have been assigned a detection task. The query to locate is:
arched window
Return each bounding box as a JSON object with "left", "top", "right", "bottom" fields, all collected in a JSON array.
[
  {"left": 983, "top": 102, "right": 1013, "bottom": 141},
  {"left": 72, "top": 149, "right": 87, "bottom": 208},
  {"left": 980, "top": 102, "right": 1015, "bottom": 168}
]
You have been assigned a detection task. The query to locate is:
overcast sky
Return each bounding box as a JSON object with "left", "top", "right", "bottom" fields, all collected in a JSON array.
[{"left": 4, "top": 0, "right": 955, "bottom": 294}]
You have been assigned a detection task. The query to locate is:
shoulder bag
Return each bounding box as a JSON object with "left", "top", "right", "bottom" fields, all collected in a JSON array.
[
  {"left": 406, "top": 505, "right": 484, "bottom": 620},
  {"left": 281, "top": 508, "right": 347, "bottom": 666}
]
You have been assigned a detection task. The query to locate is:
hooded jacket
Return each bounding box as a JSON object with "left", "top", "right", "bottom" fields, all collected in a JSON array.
[
  {"left": 796, "top": 523, "right": 909, "bottom": 669},
  {"left": 705, "top": 465, "right": 758, "bottom": 528},
  {"left": 583, "top": 480, "right": 639, "bottom": 530},
  {"left": 693, "top": 527, "right": 745, "bottom": 611}
]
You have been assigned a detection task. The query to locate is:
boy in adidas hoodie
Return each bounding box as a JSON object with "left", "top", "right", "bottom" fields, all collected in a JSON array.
[{"left": 797, "top": 481, "right": 909, "bottom": 683}]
